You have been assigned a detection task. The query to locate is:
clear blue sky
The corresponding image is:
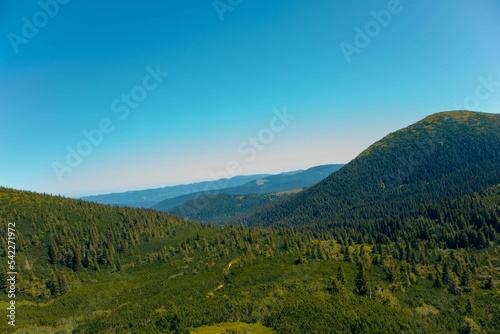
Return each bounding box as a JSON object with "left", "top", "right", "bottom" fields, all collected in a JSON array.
[{"left": 1, "top": 0, "right": 499, "bottom": 197}]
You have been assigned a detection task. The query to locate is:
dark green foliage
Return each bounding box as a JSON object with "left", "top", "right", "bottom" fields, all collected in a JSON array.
[
  {"left": 242, "top": 112, "right": 500, "bottom": 242},
  {"left": 485, "top": 277, "right": 493, "bottom": 290},
  {"left": 354, "top": 262, "right": 368, "bottom": 296},
  {"left": 169, "top": 192, "right": 296, "bottom": 225},
  {"left": 327, "top": 276, "right": 345, "bottom": 294},
  {"left": 336, "top": 265, "right": 346, "bottom": 284},
  {"left": 0, "top": 185, "right": 499, "bottom": 333},
  {"left": 0, "top": 271, "right": 7, "bottom": 293},
  {"left": 0, "top": 111, "right": 499, "bottom": 333}
]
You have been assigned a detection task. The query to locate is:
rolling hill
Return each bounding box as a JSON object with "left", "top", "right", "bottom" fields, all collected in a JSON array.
[
  {"left": 168, "top": 190, "right": 301, "bottom": 225},
  {"left": 1, "top": 111, "right": 499, "bottom": 333},
  {"left": 0, "top": 182, "right": 498, "bottom": 333},
  {"left": 241, "top": 111, "right": 500, "bottom": 231}
]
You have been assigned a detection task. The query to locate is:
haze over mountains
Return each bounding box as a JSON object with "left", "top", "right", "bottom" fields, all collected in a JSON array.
[
  {"left": 80, "top": 174, "right": 271, "bottom": 208},
  {"left": 82, "top": 164, "right": 344, "bottom": 210},
  {"left": 166, "top": 111, "right": 500, "bottom": 227},
  {"left": 1, "top": 111, "right": 499, "bottom": 333}
]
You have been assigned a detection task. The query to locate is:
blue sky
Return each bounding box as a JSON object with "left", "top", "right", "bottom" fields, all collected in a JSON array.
[{"left": 1, "top": 0, "right": 499, "bottom": 197}]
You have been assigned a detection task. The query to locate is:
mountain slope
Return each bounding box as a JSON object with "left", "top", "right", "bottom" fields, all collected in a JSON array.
[
  {"left": 242, "top": 111, "right": 500, "bottom": 229},
  {"left": 1, "top": 111, "right": 500, "bottom": 333},
  {"left": 0, "top": 184, "right": 499, "bottom": 333},
  {"left": 169, "top": 190, "right": 301, "bottom": 225},
  {"left": 80, "top": 174, "right": 270, "bottom": 208},
  {"left": 152, "top": 164, "right": 343, "bottom": 212},
  {"left": 223, "top": 164, "right": 344, "bottom": 194}
]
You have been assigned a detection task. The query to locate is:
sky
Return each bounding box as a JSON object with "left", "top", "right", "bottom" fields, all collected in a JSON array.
[{"left": 1, "top": 0, "right": 499, "bottom": 197}]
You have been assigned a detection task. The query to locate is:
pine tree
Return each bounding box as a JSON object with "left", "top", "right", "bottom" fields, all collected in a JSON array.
[
  {"left": 336, "top": 265, "right": 346, "bottom": 285},
  {"left": 327, "top": 276, "right": 345, "bottom": 294},
  {"left": 342, "top": 246, "right": 352, "bottom": 263},
  {"left": 48, "top": 241, "right": 59, "bottom": 265},
  {"left": 460, "top": 269, "right": 473, "bottom": 293},
  {"left": 72, "top": 246, "right": 82, "bottom": 271},
  {"left": 433, "top": 273, "right": 443, "bottom": 288},
  {"left": 465, "top": 299, "right": 473, "bottom": 315},
  {"left": 93, "top": 258, "right": 100, "bottom": 271},
  {"left": 116, "top": 258, "right": 122, "bottom": 271},
  {"left": 46, "top": 271, "right": 59, "bottom": 296},
  {"left": 354, "top": 262, "right": 368, "bottom": 296},
  {"left": 447, "top": 273, "right": 460, "bottom": 295},
  {"left": 0, "top": 237, "right": 8, "bottom": 257},
  {"left": 484, "top": 277, "right": 493, "bottom": 290},
  {"left": 58, "top": 271, "right": 70, "bottom": 295},
  {"left": 441, "top": 263, "right": 450, "bottom": 285}
]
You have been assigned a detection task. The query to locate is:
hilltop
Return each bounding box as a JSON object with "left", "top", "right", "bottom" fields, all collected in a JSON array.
[{"left": 242, "top": 111, "right": 500, "bottom": 231}]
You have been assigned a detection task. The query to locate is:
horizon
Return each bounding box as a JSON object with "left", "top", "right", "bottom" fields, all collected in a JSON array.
[
  {"left": 10, "top": 162, "right": 347, "bottom": 198},
  {"left": 2, "top": 0, "right": 500, "bottom": 197}
]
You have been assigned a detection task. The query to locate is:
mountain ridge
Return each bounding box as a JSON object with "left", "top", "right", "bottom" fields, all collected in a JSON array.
[
  {"left": 80, "top": 174, "right": 271, "bottom": 208},
  {"left": 1, "top": 111, "right": 499, "bottom": 333},
  {"left": 151, "top": 164, "right": 343, "bottom": 212},
  {"left": 240, "top": 111, "right": 500, "bottom": 229}
]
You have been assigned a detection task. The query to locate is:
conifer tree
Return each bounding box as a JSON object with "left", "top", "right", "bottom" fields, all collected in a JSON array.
[
  {"left": 336, "top": 265, "right": 346, "bottom": 285},
  {"left": 354, "top": 262, "right": 368, "bottom": 296},
  {"left": 460, "top": 269, "right": 473, "bottom": 293},
  {"left": 58, "top": 271, "right": 70, "bottom": 295},
  {"left": 327, "top": 276, "right": 345, "bottom": 294},
  {"left": 46, "top": 271, "right": 59, "bottom": 296}
]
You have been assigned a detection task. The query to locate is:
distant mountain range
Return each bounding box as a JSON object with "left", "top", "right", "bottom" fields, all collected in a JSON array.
[
  {"left": 80, "top": 174, "right": 270, "bottom": 208},
  {"left": 220, "top": 164, "right": 344, "bottom": 195},
  {"left": 82, "top": 164, "right": 344, "bottom": 209}
]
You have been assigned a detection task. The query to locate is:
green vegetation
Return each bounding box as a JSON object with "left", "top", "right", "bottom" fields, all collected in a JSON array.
[
  {"left": 189, "top": 322, "right": 276, "bottom": 333},
  {"left": 242, "top": 111, "right": 500, "bottom": 232},
  {"left": 0, "top": 111, "right": 499, "bottom": 333},
  {"left": 168, "top": 191, "right": 299, "bottom": 225},
  {"left": 0, "top": 184, "right": 498, "bottom": 333}
]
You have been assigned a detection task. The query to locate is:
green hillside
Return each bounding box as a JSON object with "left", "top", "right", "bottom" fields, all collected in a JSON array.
[
  {"left": 242, "top": 111, "right": 500, "bottom": 232},
  {"left": 0, "top": 111, "right": 499, "bottom": 333},
  {"left": 168, "top": 191, "right": 300, "bottom": 225},
  {"left": 0, "top": 184, "right": 499, "bottom": 333}
]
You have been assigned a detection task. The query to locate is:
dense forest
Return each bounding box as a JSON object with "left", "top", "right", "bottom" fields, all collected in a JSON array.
[
  {"left": 168, "top": 191, "right": 299, "bottom": 225},
  {"left": 0, "top": 111, "right": 499, "bottom": 333},
  {"left": 241, "top": 112, "right": 500, "bottom": 230},
  {"left": 0, "top": 184, "right": 498, "bottom": 333}
]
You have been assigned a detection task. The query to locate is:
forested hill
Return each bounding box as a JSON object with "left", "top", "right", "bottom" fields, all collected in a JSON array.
[
  {"left": 242, "top": 111, "right": 500, "bottom": 229},
  {"left": 168, "top": 191, "right": 300, "bottom": 225},
  {"left": 0, "top": 184, "right": 499, "bottom": 333},
  {"left": 0, "top": 110, "right": 499, "bottom": 333}
]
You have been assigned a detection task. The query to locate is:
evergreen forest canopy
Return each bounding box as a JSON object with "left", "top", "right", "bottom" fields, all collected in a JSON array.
[{"left": 0, "top": 110, "right": 499, "bottom": 334}]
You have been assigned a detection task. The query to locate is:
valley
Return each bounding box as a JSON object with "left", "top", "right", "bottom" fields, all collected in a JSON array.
[{"left": 0, "top": 111, "right": 499, "bottom": 333}]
